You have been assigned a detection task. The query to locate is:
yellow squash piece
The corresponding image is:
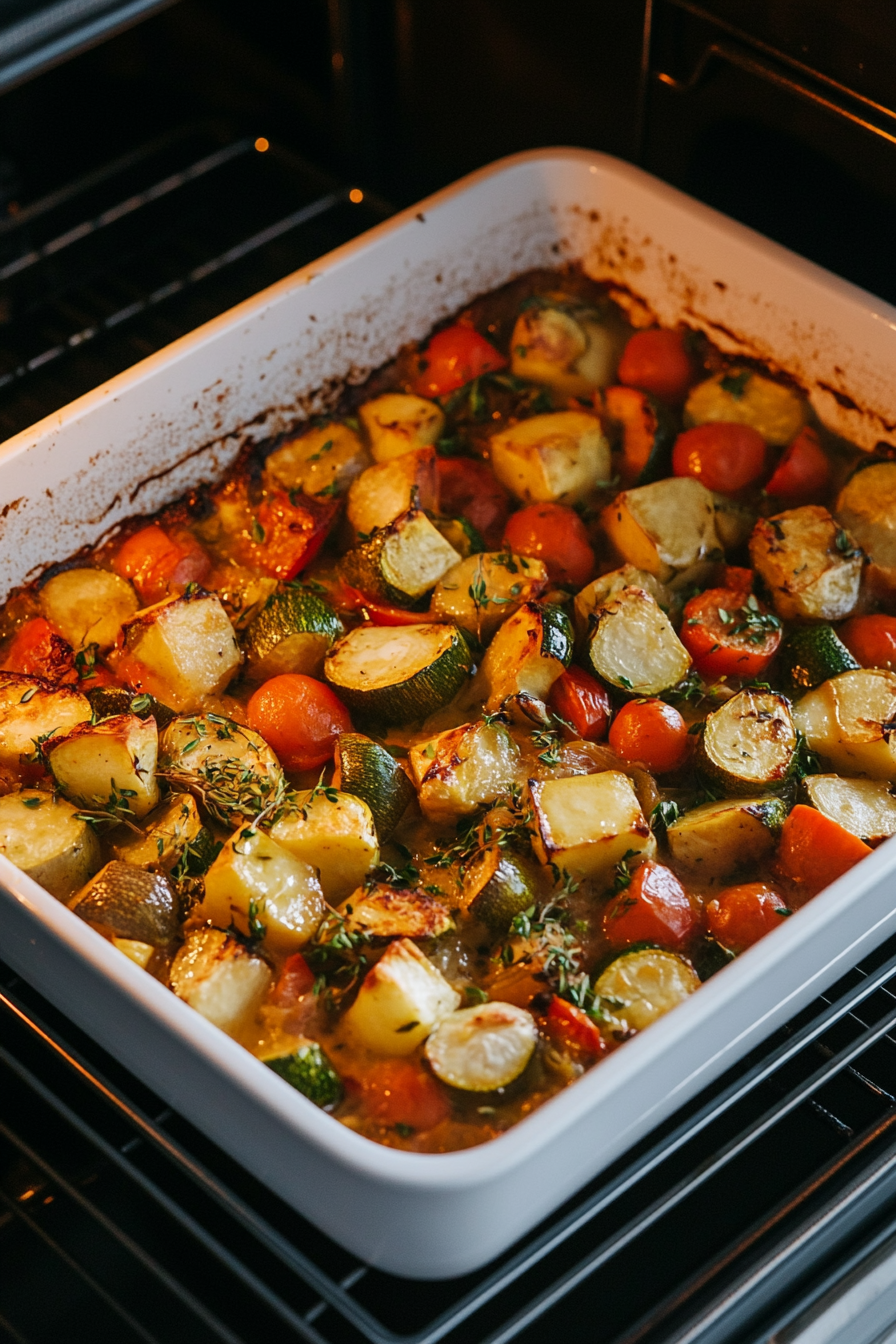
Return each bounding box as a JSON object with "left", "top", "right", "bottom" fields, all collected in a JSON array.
[
  {"left": 601, "top": 477, "right": 719, "bottom": 582},
  {"left": 346, "top": 446, "right": 439, "bottom": 536},
  {"left": 685, "top": 369, "right": 807, "bottom": 445},
  {"left": 359, "top": 393, "right": 445, "bottom": 462},
  {"left": 39, "top": 568, "right": 138, "bottom": 651},
  {"left": 202, "top": 825, "right": 326, "bottom": 954},
  {"left": 489, "top": 411, "right": 610, "bottom": 504},
  {"left": 46, "top": 713, "right": 160, "bottom": 819},
  {"left": 409, "top": 720, "right": 521, "bottom": 823},
  {"left": 121, "top": 591, "right": 241, "bottom": 712},
  {"left": 264, "top": 421, "right": 370, "bottom": 498},
  {"left": 793, "top": 669, "right": 896, "bottom": 779},
  {"left": 528, "top": 770, "right": 655, "bottom": 882},
  {"left": 270, "top": 788, "right": 379, "bottom": 903},
  {"left": 343, "top": 937, "right": 461, "bottom": 1055},
  {"left": 749, "top": 506, "right": 862, "bottom": 622}
]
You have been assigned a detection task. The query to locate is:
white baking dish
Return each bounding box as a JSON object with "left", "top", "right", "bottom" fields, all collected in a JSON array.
[{"left": 3, "top": 149, "right": 896, "bottom": 1279}]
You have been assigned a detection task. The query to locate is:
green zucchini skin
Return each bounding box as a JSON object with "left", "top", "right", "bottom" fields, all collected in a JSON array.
[
  {"left": 592, "top": 946, "right": 700, "bottom": 1032},
  {"left": 698, "top": 689, "right": 797, "bottom": 794},
  {"left": 666, "top": 795, "right": 789, "bottom": 880},
  {"left": 464, "top": 847, "right": 538, "bottom": 932},
  {"left": 72, "top": 860, "right": 180, "bottom": 946},
  {"left": 86, "top": 685, "right": 176, "bottom": 730},
  {"left": 243, "top": 587, "right": 344, "bottom": 679},
  {"left": 324, "top": 623, "right": 473, "bottom": 725},
  {"left": 264, "top": 1042, "right": 342, "bottom": 1108},
  {"left": 778, "top": 624, "right": 859, "bottom": 691},
  {"left": 334, "top": 733, "right": 414, "bottom": 840},
  {"left": 540, "top": 604, "right": 575, "bottom": 668},
  {"left": 339, "top": 509, "right": 460, "bottom": 608}
]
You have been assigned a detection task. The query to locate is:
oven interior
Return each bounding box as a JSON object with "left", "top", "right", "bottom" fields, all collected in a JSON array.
[{"left": 4, "top": 3, "right": 896, "bottom": 1340}]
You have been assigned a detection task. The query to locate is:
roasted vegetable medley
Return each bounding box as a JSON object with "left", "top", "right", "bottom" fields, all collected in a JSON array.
[{"left": 1, "top": 266, "right": 894, "bottom": 1152}]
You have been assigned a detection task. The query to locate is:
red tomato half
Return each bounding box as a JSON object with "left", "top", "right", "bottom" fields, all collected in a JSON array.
[
  {"left": 415, "top": 323, "right": 506, "bottom": 398},
  {"left": 546, "top": 996, "right": 605, "bottom": 1057},
  {"left": 271, "top": 953, "right": 315, "bottom": 1006},
  {"left": 3, "top": 617, "right": 77, "bottom": 684},
  {"left": 436, "top": 456, "right": 511, "bottom": 548},
  {"left": 603, "top": 861, "right": 699, "bottom": 951},
  {"left": 680, "top": 587, "right": 782, "bottom": 680},
  {"left": 765, "top": 426, "right": 831, "bottom": 504},
  {"left": 838, "top": 614, "right": 896, "bottom": 672},
  {"left": 503, "top": 503, "right": 595, "bottom": 587},
  {"left": 247, "top": 674, "right": 352, "bottom": 771},
  {"left": 706, "top": 883, "right": 791, "bottom": 954},
  {"left": 549, "top": 665, "right": 611, "bottom": 740},
  {"left": 354, "top": 1059, "right": 450, "bottom": 1130},
  {"left": 672, "top": 422, "right": 767, "bottom": 495},
  {"left": 239, "top": 491, "right": 338, "bottom": 582},
  {"left": 617, "top": 327, "right": 695, "bottom": 404}
]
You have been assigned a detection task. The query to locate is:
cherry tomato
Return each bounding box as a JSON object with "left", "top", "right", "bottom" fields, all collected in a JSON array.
[
  {"left": 436, "top": 456, "right": 511, "bottom": 548},
  {"left": 414, "top": 323, "right": 506, "bottom": 398},
  {"left": 238, "top": 491, "right": 338, "bottom": 582},
  {"left": 680, "top": 587, "right": 782, "bottom": 680},
  {"left": 353, "top": 1059, "right": 450, "bottom": 1130},
  {"left": 764, "top": 426, "right": 831, "bottom": 503},
  {"left": 608, "top": 698, "right": 689, "bottom": 773},
  {"left": 271, "top": 952, "right": 315, "bottom": 1007},
  {"left": 706, "top": 882, "right": 791, "bottom": 953},
  {"left": 722, "top": 566, "right": 753, "bottom": 595},
  {"left": 549, "top": 665, "right": 611, "bottom": 740},
  {"left": 503, "top": 503, "right": 595, "bottom": 587},
  {"left": 545, "top": 996, "right": 604, "bottom": 1057},
  {"left": 617, "top": 327, "right": 696, "bottom": 404},
  {"left": 672, "top": 422, "right": 767, "bottom": 495},
  {"left": 115, "top": 525, "right": 210, "bottom": 604},
  {"left": 838, "top": 614, "right": 896, "bottom": 672},
  {"left": 603, "top": 860, "right": 699, "bottom": 951},
  {"left": 3, "top": 617, "right": 76, "bottom": 684},
  {"left": 247, "top": 674, "right": 352, "bottom": 771},
  {"left": 776, "top": 805, "right": 872, "bottom": 896}
]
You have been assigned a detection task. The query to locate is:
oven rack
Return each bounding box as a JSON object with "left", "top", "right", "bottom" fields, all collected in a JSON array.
[{"left": 5, "top": 934, "right": 896, "bottom": 1344}]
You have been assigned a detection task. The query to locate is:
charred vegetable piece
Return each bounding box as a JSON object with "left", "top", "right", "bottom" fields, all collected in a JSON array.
[
  {"left": 793, "top": 670, "right": 896, "bottom": 779},
  {"left": 801, "top": 774, "right": 896, "bottom": 845},
  {"left": 340, "top": 884, "right": 454, "bottom": 939},
  {"left": 263, "top": 1041, "right": 343, "bottom": 1107},
  {"left": 243, "top": 587, "right": 344, "bottom": 681},
  {"left": 481, "top": 602, "right": 572, "bottom": 715},
  {"left": 264, "top": 421, "right": 370, "bottom": 498},
  {"left": 749, "top": 507, "right": 862, "bottom": 622},
  {"left": 333, "top": 733, "right": 414, "bottom": 841},
  {"left": 583, "top": 586, "right": 690, "bottom": 696},
  {"left": 159, "top": 714, "right": 285, "bottom": 826},
  {"left": 463, "top": 847, "right": 538, "bottom": 932},
  {"left": 86, "top": 685, "right": 176, "bottom": 730},
  {"left": 510, "top": 300, "right": 626, "bottom": 397},
  {"left": 409, "top": 720, "right": 520, "bottom": 823},
  {"left": 425, "top": 1002, "right": 537, "bottom": 1091},
  {"left": 39, "top": 568, "right": 138, "bottom": 652},
  {"left": 269, "top": 788, "right": 379, "bottom": 903},
  {"left": 698, "top": 689, "right": 796, "bottom": 794},
  {"left": 72, "top": 860, "right": 180, "bottom": 946},
  {"left": 430, "top": 551, "right": 548, "bottom": 641},
  {"left": 0, "top": 789, "right": 101, "bottom": 897},
  {"left": 112, "top": 792, "right": 211, "bottom": 874},
  {"left": 169, "top": 927, "right": 272, "bottom": 1035},
  {"left": 778, "top": 624, "right": 859, "bottom": 691},
  {"left": 340, "top": 508, "right": 461, "bottom": 608},
  {"left": 324, "top": 623, "right": 472, "bottom": 724},
  {"left": 489, "top": 411, "right": 611, "bottom": 505},
  {"left": 836, "top": 461, "right": 896, "bottom": 592},
  {"left": 46, "top": 713, "right": 160, "bottom": 819},
  {"left": 666, "top": 795, "right": 788, "bottom": 881},
  {"left": 359, "top": 393, "right": 444, "bottom": 462},
  {"left": 528, "top": 770, "right": 655, "bottom": 882},
  {"left": 0, "top": 672, "right": 90, "bottom": 772},
  {"left": 593, "top": 947, "right": 700, "bottom": 1032},
  {"left": 120, "top": 591, "right": 241, "bottom": 712},
  {"left": 573, "top": 564, "right": 670, "bottom": 643},
  {"left": 343, "top": 937, "right": 460, "bottom": 1055},
  {"left": 202, "top": 825, "right": 325, "bottom": 954},
  {"left": 601, "top": 477, "right": 719, "bottom": 583}
]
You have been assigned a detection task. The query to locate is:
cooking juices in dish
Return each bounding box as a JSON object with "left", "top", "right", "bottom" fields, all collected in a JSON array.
[{"left": 1, "top": 266, "right": 893, "bottom": 1153}]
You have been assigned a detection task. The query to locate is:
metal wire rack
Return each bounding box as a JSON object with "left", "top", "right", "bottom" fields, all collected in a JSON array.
[{"left": 5, "top": 932, "right": 896, "bottom": 1344}]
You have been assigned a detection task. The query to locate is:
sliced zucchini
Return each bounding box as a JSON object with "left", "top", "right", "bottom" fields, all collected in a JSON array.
[
  {"left": 583, "top": 586, "right": 690, "bottom": 695},
  {"left": 340, "top": 884, "right": 454, "bottom": 939},
  {"left": 324, "top": 623, "right": 472, "bottom": 724},
  {"left": 202, "top": 825, "right": 325, "bottom": 954},
  {"left": 480, "top": 602, "right": 573, "bottom": 714},
  {"left": 489, "top": 411, "right": 611, "bottom": 505},
  {"left": 430, "top": 551, "right": 548, "bottom": 641},
  {"left": 409, "top": 720, "right": 521, "bottom": 823},
  {"left": 340, "top": 508, "right": 461, "bottom": 607},
  {"left": 510, "top": 301, "right": 626, "bottom": 396},
  {"left": 778, "top": 624, "right": 859, "bottom": 691},
  {"left": 269, "top": 788, "right": 379, "bottom": 903},
  {"left": 684, "top": 369, "right": 807, "bottom": 445},
  {"left": 169, "top": 927, "right": 272, "bottom": 1036},
  {"left": 264, "top": 421, "right": 370, "bottom": 498},
  {"left": 0, "top": 672, "right": 90, "bottom": 773},
  {"left": 666, "top": 795, "right": 788, "bottom": 881},
  {"left": 793, "top": 669, "right": 896, "bottom": 779},
  {"left": 159, "top": 715, "right": 285, "bottom": 825},
  {"left": 0, "top": 788, "right": 101, "bottom": 898},
  {"left": 359, "top": 392, "right": 445, "bottom": 462},
  {"left": 836, "top": 461, "right": 896, "bottom": 588},
  {"left": 346, "top": 446, "right": 439, "bottom": 537},
  {"left": 463, "top": 846, "right": 538, "bottom": 932},
  {"left": 802, "top": 774, "right": 896, "bottom": 845},
  {"left": 748, "top": 506, "right": 862, "bottom": 622},
  {"left": 262, "top": 1041, "right": 342, "bottom": 1108},
  {"left": 39, "top": 568, "right": 138, "bottom": 652},
  {"left": 120, "top": 591, "right": 241, "bottom": 712},
  {"left": 573, "top": 564, "right": 669, "bottom": 644},
  {"left": 72, "top": 860, "right": 179, "bottom": 946},
  {"left": 425, "top": 1002, "right": 537, "bottom": 1091},
  {"left": 528, "top": 770, "right": 655, "bottom": 881},
  {"left": 342, "top": 936, "right": 461, "bottom": 1055},
  {"left": 601, "top": 477, "right": 719, "bottom": 582},
  {"left": 86, "top": 685, "right": 176, "bottom": 731},
  {"left": 332, "top": 733, "right": 414, "bottom": 841},
  {"left": 712, "top": 493, "right": 757, "bottom": 554},
  {"left": 604, "top": 384, "right": 676, "bottom": 486},
  {"left": 243, "top": 587, "right": 344, "bottom": 681},
  {"left": 46, "top": 713, "right": 160, "bottom": 819},
  {"left": 699, "top": 689, "right": 796, "bottom": 794},
  {"left": 112, "top": 792, "right": 209, "bottom": 873},
  {"left": 593, "top": 947, "right": 700, "bottom": 1033}
]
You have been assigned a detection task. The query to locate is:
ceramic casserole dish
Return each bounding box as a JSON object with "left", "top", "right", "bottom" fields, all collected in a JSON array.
[{"left": 3, "top": 148, "right": 896, "bottom": 1278}]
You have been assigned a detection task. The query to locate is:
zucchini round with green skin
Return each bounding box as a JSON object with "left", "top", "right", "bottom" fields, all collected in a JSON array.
[
  {"left": 71, "top": 860, "right": 180, "bottom": 946},
  {"left": 86, "top": 685, "right": 177, "bottom": 730},
  {"left": 801, "top": 774, "right": 896, "bottom": 844},
  {"left": 324, "top": 623, "right": 473, "bottom": 724},
  {"left": 666, "top": 795, "right": 789, "bottom": 880},
  {"left": 593, "top": 947, "right": 700, "bottom": 1032},
  {"left": 263, "top": 1041, "right": 342, "bottom": 1108},
  {"left": 481, "top": 601, "right": 573, "bottom": 714},
  {"left": 340, "top": 509, "right": 461, "bottom": 608},
  {"left": 333, "top": 733, "right": 414, "bottom": 840},
  {"left": 698, "top": 689, "right": 796, "bottom": 794},
  {"left": 0, "top": 788, "right": 101, "bottom": 898},
  {"left": 424, "top": 1002, "right": 538, "bottom": 1091},
  {"left": 243, "top": 587, "right": 344, "bottom": 681},
  {"left": 583, "top": 586, "right": 690, "bottom": 696},
  {"left": 778, "top": 624, "right": 858, "bottom": 691},
  {"left": 463, "top": 846, "right": 538, "bottom": 931}
]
